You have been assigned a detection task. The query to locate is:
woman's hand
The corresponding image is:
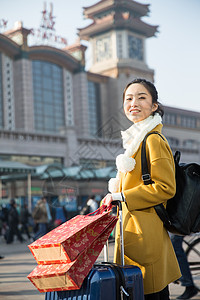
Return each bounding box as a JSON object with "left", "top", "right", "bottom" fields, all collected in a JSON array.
[{"left": 102, "top": 193, "right": 113, "bottom": 207}]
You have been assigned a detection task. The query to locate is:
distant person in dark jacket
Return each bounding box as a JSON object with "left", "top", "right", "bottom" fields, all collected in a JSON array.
[
  {"left": 20, "top": 203, "right": 31, "bottom": 239},
  {"left": 0, "top": 204, "right": 8, "bottom": 238},
  {"left": 7, "top": 199, "right": 24, "bottom": 244}
]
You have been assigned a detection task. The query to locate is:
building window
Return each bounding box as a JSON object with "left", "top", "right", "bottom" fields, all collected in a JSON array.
[
  {"left": 3, "top": 55, "right": 15, "bottom": 130},
  {"left": 166, "top": 137, "right": 179, "bottom": 147},
  {"left": 163, "top": 112, "right": 197, "bottom": 129},
  {"left": 95, "top": 35, "right": 112, "bottom": 62},
  {"left": 183, "top": 139, "right": 198, "bottom": 150},
  {"left": 128, "top": 35, "right": 143, "bottom": 61},
  {"left": 180, "top": 116, "right": 196, "bottom": 128},
  {"left": 163, "top": 113, "right": 176, "bottom": 126},
  {"left": 117, "top": 33, "right": 123, "bottom": 59},
  {"left": 32, "top": 60, "right": 65, "bottom": 133},
  {"left": 0, "top": 54, "right": 3, "bottom": 128},
  {"left": 63, "top": 70, "right": 74, "bottom": 126},
  {"left": 88, "top": 81, "right": 101, "bottom": 137}
]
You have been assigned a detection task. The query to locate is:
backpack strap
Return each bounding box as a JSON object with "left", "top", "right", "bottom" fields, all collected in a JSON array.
[
  {"left": 154, "top": 203, "right": 172, "bottom": 228},
  {"left": 141, "top": 131, "right": 172, "bottom": 228},
  {"left": 141, "top": 131, "right": 164, "bottom": 185}
]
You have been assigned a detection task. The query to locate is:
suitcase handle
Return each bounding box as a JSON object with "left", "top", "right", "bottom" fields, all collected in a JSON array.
[
  {"left": 111, "top": 200, "right": 122, "bottom": 210},
  {"left": 112, "top": 201, "right": 125, "bottom": 266},
  {"left": 104, "top": 200, "right": 125, "bottom": 266}
]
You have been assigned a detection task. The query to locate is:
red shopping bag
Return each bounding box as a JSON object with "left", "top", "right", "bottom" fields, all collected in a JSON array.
[
  {"left": 28, "top": 206, "right": 114, "bottom": 264},
  {"left": 27, "top": 215, "right": 117, "bottom": 292}
]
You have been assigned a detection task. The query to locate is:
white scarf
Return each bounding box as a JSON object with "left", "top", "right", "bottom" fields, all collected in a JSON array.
[{"left": 108, "top": 113, "right": 162, "bottom": 193}]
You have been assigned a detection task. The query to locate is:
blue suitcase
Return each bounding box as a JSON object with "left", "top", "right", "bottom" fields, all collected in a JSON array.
[
  {"left": 45, "top": 201, "right": 144, "bottom": 300},
  {"left": 45, "top": 263, "right": 144, "bottom": 300}
]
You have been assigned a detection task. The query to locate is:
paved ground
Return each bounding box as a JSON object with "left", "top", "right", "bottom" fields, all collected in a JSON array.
[{"left": 0, "top": 235, "right": 199, "bottom": 300}]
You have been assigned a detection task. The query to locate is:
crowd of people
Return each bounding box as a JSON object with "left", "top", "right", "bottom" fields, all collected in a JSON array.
[
  {"left": 0, "top": 197, "right": 54, "bottom": 244},
  {"left": 0, "top": 199, "right": 25, "bottom": 244},
  {"left": 0, "top": 195, "right": 100, "bottom": 245},
  {"left": 0, "top": 149, "right": 198, "bottom": 300}
]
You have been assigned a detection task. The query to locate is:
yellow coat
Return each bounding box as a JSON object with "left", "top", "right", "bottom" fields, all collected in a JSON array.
[{"left": 114, "top": 124, "right": 181, "bottom": 295}]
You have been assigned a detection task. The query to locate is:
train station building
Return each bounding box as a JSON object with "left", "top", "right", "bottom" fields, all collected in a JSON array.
[{"left": 0, "top": 0, "right": 200, "bottom": 212}]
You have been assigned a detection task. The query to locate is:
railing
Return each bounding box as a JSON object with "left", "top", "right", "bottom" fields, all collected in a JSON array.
[{"left": 0, "top": 129, "right": 66, "bottom": 143}]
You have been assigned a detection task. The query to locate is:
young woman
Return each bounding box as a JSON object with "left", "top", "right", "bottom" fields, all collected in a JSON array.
[{"left": 102, "top": 79, "right": 181, "bottom": 300}]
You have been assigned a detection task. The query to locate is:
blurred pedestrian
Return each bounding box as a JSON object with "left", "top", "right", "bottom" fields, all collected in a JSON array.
[
  {"left": 6, "top": 199, "right": 24, "bottom": 244},
  {"left": 80, "top": 195, "right": 98, "bottom": 215},
  {"left": 171, "top": 234, "right": 198, "bottom": 299},
  {"left": 32, "top": 197, "right": 52, "bottom": 240},
  {"left": 20, "top": 203, "right": 31, "bottom": 240},
  {"left": 0, "top": 204, "right": 8, "bottom": 239}
]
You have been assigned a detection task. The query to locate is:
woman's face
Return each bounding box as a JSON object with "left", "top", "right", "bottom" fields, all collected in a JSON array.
[{"left": 123, "top": 83, "right": 158, "bottom": 123}]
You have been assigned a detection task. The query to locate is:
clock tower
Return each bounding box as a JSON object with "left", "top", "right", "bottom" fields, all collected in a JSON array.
[{"left": 78, "top": 0, "right": 158, "bottom": 79}]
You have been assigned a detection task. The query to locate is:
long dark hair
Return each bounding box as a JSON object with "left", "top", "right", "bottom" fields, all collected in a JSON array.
[{"left": 123, "top": 78, "right": 164, "bottom": 117}]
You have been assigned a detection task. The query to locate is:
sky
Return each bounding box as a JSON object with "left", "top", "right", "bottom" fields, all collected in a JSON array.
[{"left": 1, "top": 0, "right": 200, "bottom": 112}]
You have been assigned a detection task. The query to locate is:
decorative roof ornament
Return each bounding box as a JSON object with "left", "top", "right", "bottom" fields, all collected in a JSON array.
[
  {"left": 29, "top": 2, "right": 67, "bottom": 48},
  {"left": 0, "top": 19, "right": 8, "bottom": 33}
]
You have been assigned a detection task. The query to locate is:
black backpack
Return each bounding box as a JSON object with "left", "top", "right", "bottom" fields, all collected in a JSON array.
[{"left": 141, "top": 132, "right": 200, "bottom": 236}]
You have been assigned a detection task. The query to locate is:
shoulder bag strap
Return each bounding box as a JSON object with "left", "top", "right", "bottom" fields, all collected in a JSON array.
[{"left": 141, "top": 131, "right": 172, "bottom": 227}]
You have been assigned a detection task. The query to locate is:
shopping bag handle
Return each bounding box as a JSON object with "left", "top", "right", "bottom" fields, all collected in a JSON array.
[
  {"left": 86, "top": 200, "right": 121, "bottom": 216},
  {"left": 86, "top": 204, "right": 111, "bottom": 216}
]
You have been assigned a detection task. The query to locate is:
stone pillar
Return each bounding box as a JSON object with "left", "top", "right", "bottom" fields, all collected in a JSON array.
[{"left": 14, "top": 58, "right": 34, "bottom": 131}]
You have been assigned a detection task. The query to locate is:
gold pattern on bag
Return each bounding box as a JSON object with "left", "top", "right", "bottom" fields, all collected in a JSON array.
[
  {"left": 75, "top": 231, "right": 81, "bottom": 242},
  {"left": 88, "top": 248, "right": 99, "bottom": 256},
  {"left": 87, "top": 228, "right": 99, "bottom": 237}
]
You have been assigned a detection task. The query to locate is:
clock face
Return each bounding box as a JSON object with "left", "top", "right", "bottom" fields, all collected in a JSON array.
[
  {"left": 128, "top": 35, "right": 143, "bottom": 61},
  {"left": 95, "top": 36, "right": 112, "bottom": 62}
]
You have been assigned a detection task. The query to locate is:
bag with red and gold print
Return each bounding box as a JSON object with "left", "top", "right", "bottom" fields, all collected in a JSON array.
[
  {"left": 28, "top": 206, "right": 115, "bottom": 264},
  {"left": 27, "top": 215, "right": 117, "bottom": 292}
]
